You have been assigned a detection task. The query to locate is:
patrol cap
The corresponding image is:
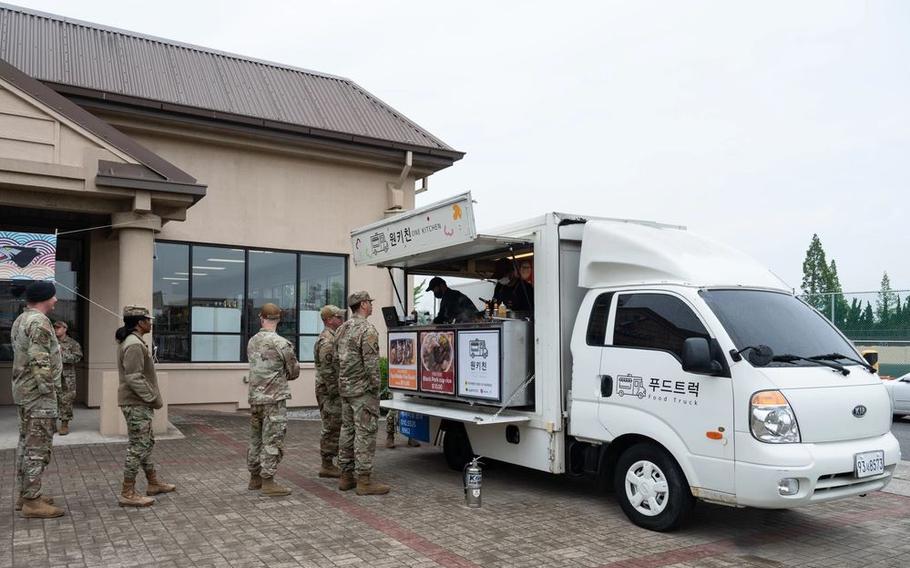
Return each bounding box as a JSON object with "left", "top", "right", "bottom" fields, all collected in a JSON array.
[
  {"left": 123, "top": 305, "right": 152, "bottom": 319},
  {"left": 259, "top": 303, "right": 282, "bottom": 320},
  {"left": 53, "top": 320, "right": 68, "bottom": 329},
  {"left": 320, "top": 305, "right": 345, "bottom": 320},
  {"left": 348, "top": 291, "right": 374, "bottom": 307}
]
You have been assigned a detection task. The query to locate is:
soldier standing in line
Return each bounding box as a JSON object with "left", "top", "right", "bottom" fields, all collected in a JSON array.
[
  {"left": 247, "top": 303, "right": 300, "bottom": 497},
  {"left": 335, "top": 291, "right": 390, "bottom": 495},
  {"left": 115, "top": 306, "right": 176, "bottom": 507},
  {"left": 12, "top": 281, "right": 64, "bottom": 518},
  {"left": 53, "top": 320, "right": 82, "bottom": 436},
  {"left": 313, "top": 304, "right": 345, "bottom": 478}
]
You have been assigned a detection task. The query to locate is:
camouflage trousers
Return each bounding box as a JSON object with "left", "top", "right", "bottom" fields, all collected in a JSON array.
[
  {"left": 248, "top": 400, "right": 287, "bottom": 478},
  {"left": 315, "top": 381, "right": 341, "bottom": 461},
  {"left": 338, "top": 391, "right": 380, "bottom": 476},
  {"left": 386, "top": 409, "right": 397, "bottom": 436},
  {"left": 16, "top": 407, "right": 54, "bottom": 499},
  {"left": 122, "top": 405, "right": 156, "bottom": 479},
  {"left": 57, "top": 371, "right": 77, "bottom": 422}
]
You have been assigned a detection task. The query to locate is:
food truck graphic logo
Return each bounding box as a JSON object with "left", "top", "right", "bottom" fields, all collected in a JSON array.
[{"left": 469, "top": 338, "right": 489, "bottom": 359}]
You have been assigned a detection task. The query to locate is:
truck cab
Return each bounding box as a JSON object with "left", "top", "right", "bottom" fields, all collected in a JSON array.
[{"left": 353, "top": 195, "right": 900, "bottom": 532}]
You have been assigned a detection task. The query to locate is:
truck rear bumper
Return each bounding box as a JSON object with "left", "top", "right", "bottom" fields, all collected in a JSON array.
[{"left": 733, "top": 432, "right": 901, "bottom": 508}]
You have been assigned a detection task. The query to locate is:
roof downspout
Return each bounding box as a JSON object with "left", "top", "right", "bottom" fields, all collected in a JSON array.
[{"left": 386, "top": 150, "right": 412, "bottom": 213}]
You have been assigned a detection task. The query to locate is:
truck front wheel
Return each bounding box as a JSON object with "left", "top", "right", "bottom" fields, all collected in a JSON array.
[
  {"left": 442, "top": 422, "right": 474, "bottom": 471},
  {"left": 614, "top": 443, "right": 694, "bottom": 532}
]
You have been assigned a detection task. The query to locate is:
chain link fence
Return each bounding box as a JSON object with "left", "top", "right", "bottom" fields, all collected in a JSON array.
[{"left": 800, "top": 289, "right": 910, "bottom": 343}]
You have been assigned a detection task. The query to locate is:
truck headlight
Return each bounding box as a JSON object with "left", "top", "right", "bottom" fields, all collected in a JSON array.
[{"left": 750, "top": 390, "right": 800, "bottom": 443}]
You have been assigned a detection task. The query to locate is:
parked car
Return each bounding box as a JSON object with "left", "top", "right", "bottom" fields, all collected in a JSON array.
[{"left": 886, "top": 373, "right": 910, "bottom": 419}]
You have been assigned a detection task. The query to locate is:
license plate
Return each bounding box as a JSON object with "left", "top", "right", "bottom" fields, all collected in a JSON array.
[{"left": 854, "top": 450, "right": 885, "bottom": 478}]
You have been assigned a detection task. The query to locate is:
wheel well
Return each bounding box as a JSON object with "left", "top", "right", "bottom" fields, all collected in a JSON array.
[{"left": 598, "top": 434, "right": 688, "bottom": 491}]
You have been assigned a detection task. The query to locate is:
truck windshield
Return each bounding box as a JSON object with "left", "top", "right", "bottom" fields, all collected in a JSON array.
[{"left": 700, "top": 289, "right": 858, "bottom": 368}]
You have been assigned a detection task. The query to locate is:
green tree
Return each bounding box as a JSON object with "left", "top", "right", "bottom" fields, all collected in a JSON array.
[
  {"left": 801, "top": 234, "right": 831, "bottom": 313},
  {"left": 413, "top": 278, "right": 427, "bottom": 307},
  {"left": 845, "top": 298, "right": 863, "bottom": 333},
  {"left": 861, "top": 301, "right": 875, "bottom": 330},
  {"left": 876, "top": 271, "right": 899, "bottom": 325},
  {"left": 826, "top": 259, "right": 849, "bottom": 327}
]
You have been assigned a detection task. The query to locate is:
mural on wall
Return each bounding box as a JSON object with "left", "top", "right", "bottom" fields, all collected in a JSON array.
[{"left": 0, "top": 231, "right": 57, "bottom": 281}]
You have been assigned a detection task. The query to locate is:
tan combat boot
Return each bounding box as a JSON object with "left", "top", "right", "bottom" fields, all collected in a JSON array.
[
  {"left": 338, "top": 471, "right": 357, "bottom": 491},
  {"left": 145, "top": 469, "right": 176, "bottom": 496},
  {"left": 248, "top": 473, "right": 263, "bottom": 490},
  {"left": 119, "top": 479, "right": 155, "bottom": 507},
  {"left": 20, "top": 496, "right": 65, "bottom": 518},
  {"left": 318, "top": 458, "right": 342, "bottom": 478},
  {"left": 385, "top": 433, "right": 396, "bottom": 449},
  {"left": 356, "top": 474, "right": 390, "bottom": 496},
  {"left": 406, "top": 438, "right": 421, "bottom": 447},
  {"left": 58, "top": 421, "right": 70, "bottom": 436},
  {"left": 260, "top": 476, "right": 292, "bottom": 497},
  {"left": 15, "top": 494, "right": 54, "bottom": 511}
]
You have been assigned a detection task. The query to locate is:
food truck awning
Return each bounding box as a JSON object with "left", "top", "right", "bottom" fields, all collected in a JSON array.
[
  {"left": 380, "top": 399, "right": 531, "bottom": 426},
  {"left": 351, "top": 192, "right": 529, "bottom": 273}
]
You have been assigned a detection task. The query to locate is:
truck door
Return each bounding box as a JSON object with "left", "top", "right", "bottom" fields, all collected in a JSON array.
[
  {"left": 599, "top": 291, "right": 735, "bottom": 493},
  {"left": 568, "top": 291, "right": 616, "bottom": 441}
]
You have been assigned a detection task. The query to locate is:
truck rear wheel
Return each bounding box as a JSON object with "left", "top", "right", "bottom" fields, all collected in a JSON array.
[
  {"left": 614, "top": 443, "right": 693, "bottom": 532},
  {"left": 442, "top": 422, "right": 474, "bottom": 471}
]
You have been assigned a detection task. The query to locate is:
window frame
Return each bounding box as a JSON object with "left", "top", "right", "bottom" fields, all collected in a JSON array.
[
  {"left": 608, "top": 290, "right": 713, "bottom": 364},
  {"left": 154, "top": 239, "right": 348, "bottom": 364}
]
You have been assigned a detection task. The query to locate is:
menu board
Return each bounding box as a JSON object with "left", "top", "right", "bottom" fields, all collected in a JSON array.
[
  {"left": 419, "top": 330, "right": 456, "bottom": 394},
  {"left": 457, "top": 329, "right": 501, "bottom": 400},
  {"left": 388, "top": 331, "right": 418, "bottom": 390}
]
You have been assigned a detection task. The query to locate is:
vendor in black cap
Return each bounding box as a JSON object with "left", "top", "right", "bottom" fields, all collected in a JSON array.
[
  {"left": 428, "top": 277, "right": 479, "bottom": 324},
  {"left": 492, "top": 258, "right": 534, "bottom": 315}
]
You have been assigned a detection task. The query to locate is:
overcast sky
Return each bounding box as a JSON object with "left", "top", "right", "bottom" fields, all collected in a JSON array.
[{"left": 18, "top": 0, "right": 909, "bottom": 293}]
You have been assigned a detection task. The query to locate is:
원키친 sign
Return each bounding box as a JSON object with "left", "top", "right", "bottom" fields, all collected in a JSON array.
[{"left": 0, "top": 231, "right": 56, "bottom": 281}]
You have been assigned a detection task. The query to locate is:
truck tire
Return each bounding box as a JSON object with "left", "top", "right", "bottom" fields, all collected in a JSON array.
[
  {"left": 613, "top": 443, "right": 694, "bottom": 532},
  {"left": 442, "top": 422, "right": 474, "bottom": 471}
]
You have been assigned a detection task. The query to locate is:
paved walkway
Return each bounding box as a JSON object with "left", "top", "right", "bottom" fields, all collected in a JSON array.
[{"left": 2, "top": 410, "right": 909, "bottom": 568}]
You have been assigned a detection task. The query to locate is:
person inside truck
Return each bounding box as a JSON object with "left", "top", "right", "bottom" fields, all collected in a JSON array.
[
  {"left": 492, "top": 258, "right": 534, "bottom": 315},
  {"left": 428, "top": 277, "right": 480, "bottom": 324}
]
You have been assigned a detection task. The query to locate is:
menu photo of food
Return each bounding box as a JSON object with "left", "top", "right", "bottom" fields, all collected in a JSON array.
[
  {"left": 419, "top": 330, "right": 456, "bottom": 394},
  {"left": 388, "top": 331, "right": 418, "bottom": 390}
]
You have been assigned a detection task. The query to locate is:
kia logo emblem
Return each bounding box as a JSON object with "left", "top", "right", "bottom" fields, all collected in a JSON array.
[{"left": 852, "top": 405, "right": 867, "bottom": 418}]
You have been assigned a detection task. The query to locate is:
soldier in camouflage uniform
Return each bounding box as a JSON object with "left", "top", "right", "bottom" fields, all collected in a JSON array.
[
  {"left": 247, "top": 303, "right": 300, "bottom": 497},
  {"left": 335, "top": 291, "right": 390, "bottom": 495},
  {"left": 53, "top": 320, "right": 82, "bottom": 436},
  {"left": 313, "top": 304, "right": 345, "bottom": 478},
  {"left": 116, "top": 306, "right": 176, "bottom": 507},
  {"left": 385, "top": 409, "right": 421, "bottom": 449},
  {"left": 11, "top": 281, "right": 65, "bottom": 518}
]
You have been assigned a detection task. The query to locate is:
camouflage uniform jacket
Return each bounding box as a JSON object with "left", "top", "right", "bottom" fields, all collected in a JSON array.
[
  {"left": 10, "top": 308, "right": 62, "bottom": 418},
  {"left": 313, "top": 327, "right": 338, "bottom": 389},
  {"left": 247, "top": 329, "right": 300, "bottom": 404},
  {"left": 58, "top": 335, "right": 83, "bottom": 382},
  {"left": 334, "top": 314, "right": 381, "bottom": 398},
  {"left": 117, "top": 332, "right": 162, "bottom": 407}
]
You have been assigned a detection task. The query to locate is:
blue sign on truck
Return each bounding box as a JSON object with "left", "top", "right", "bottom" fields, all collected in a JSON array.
[{"left": 397, "top": 411, "right": 430, "bottom": 442}]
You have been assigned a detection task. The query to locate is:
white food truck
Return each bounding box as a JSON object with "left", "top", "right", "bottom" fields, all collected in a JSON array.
[{"left": 352, "top": 193, "right": 900, "bottom": 531}]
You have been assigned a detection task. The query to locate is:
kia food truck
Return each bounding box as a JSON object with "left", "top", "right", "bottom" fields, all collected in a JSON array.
[{"left": 352, "top": 193, "right": 900, "bottom": 531}]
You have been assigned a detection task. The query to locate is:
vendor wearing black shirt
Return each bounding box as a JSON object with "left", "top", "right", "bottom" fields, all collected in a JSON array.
[
  {"left": 492, "top": 258, "right": 534, "bottom": 314},
  {"left": 429, "top": 277, "right": 480, "bottom": 324}
]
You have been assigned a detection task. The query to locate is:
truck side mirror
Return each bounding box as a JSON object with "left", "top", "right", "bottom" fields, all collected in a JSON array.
[
  {"left": 682, "top": 337, "right": 722, "bottom": 375},
  {"left": 862, "top": 351, "right": 879, "bottom": 368}
]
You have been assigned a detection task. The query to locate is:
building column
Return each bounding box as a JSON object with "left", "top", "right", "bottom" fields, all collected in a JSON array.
[{"left": 99, "top": 211, "right": 170, "bottom": 435}]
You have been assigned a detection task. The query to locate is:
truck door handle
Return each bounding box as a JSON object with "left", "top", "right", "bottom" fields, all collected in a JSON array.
[{"left": 600, "top": 375, "right": 612, "bottom": 397}]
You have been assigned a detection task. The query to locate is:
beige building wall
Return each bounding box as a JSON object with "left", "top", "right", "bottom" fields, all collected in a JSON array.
[{"left": 85, "top": 119, "right": 418, "bottom": 410}]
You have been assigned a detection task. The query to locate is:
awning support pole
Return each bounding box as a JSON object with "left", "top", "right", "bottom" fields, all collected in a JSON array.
[{"left": 387, "top": 267, "right": 406, "bottom": 318}]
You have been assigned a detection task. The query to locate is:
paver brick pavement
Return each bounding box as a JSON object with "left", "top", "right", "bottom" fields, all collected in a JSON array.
[{"left": 2, "top": 410, "right": 909, "bottom": 567}]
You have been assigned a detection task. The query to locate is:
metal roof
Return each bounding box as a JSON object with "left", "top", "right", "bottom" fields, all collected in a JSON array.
[{"left": 0, "top": 3, "right": 461, "bottom": 157}]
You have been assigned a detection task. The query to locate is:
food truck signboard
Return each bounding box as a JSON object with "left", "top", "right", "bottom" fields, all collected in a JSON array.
[
  {"left": 350, "top": 193, "right": 476, "bottom": 266},
  {"left": 419, "top": 331, "right": 456, "bottom": 394},
  {"left": 388, "top": 331, "right": 418, "bottom": 390},
  {"left": 457, "top": 330, "right": 501, "bottom": 400}
]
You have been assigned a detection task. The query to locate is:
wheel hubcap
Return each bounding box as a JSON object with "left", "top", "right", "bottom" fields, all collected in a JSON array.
[{"left": 624, "top": 460, "right": 670, "bottom": 516}]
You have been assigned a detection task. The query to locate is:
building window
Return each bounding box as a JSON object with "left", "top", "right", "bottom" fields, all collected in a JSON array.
[{"left": 153, "top": 241, "right": 347, "bottom": 363}]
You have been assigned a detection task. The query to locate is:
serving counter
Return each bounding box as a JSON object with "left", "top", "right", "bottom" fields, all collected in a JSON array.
[{"left": 387, "top": 318, "right": 534, "bottom": 408}]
